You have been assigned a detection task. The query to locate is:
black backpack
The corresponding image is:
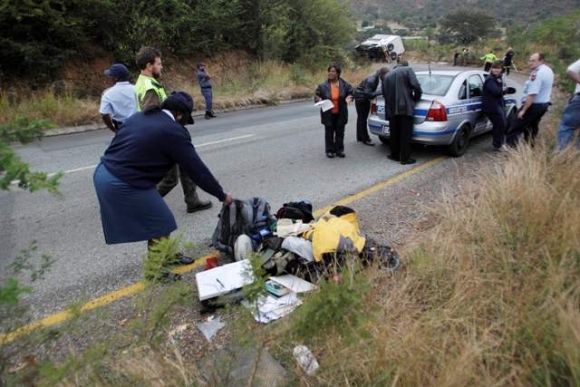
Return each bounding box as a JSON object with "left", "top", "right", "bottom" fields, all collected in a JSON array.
[
  {"left": 276, "top": 201, "right": 314, "bottom": 223},
  {"left": 211, "top": 197, "right": 276, "bottom": 258}
]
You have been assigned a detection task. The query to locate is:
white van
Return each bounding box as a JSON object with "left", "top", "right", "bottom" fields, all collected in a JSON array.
[{"left": 355, "top": 34, "right": 405, "bottom": 62}]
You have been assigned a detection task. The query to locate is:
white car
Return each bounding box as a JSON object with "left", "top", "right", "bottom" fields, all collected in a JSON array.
[{"left": 368, "top": 69, "right": 518, "bottom": 156}]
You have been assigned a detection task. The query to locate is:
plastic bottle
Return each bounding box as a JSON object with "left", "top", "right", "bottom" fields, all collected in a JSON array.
[{"left": 293, "top": 345, "right": 319, "bottom": 376}]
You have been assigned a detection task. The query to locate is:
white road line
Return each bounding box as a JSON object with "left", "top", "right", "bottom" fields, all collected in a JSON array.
[{"left": 11, "top": 133, "right": 256, "bottom": 185}]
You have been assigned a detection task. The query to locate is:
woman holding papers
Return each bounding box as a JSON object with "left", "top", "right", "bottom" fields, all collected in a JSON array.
[{"left": 315, "top": 63, "right": 354, "bottom": 158}]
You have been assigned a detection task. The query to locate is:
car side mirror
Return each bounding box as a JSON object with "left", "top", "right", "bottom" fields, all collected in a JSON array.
[{"left": 505, "top": 87, "right": 516, "bottom": 94}]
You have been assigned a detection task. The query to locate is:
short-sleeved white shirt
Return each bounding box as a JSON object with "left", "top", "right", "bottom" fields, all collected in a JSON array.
[
  {"left": 522, "top": 64, "right": 554, "bottom": 104},
  {"left": 568, "top": 59, "right": 580, "bottom": 94},
  {"left": 99, "top": 82, "right": 138, "bottom": 122}
]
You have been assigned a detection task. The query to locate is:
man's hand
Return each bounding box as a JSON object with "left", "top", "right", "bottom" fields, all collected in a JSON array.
[
  {"left": 517, "top": 109, "right": 526, "bottom": 119},
  {"left": 346, "top": 95, "right": 354, "bottom": 103},
  {"left": 222, "top": 194, "right": 233, "bottom": 206}
]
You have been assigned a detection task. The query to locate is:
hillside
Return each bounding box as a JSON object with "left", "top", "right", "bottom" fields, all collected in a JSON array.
[{"left": 349, "top": 0, "right": 580, "bottom": 27}]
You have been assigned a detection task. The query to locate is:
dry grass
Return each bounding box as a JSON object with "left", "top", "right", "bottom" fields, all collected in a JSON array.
[
  {"left": 0, "top": 53, "right": 377, "bottom": 127},
  {"left": 266, "top": 112, "right": 580, "bottom": 386}
]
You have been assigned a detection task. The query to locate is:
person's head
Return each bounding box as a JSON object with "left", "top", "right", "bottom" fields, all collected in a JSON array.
[
  {"left": 161, "top": 91, "right": 195, "bottom": 126},
  {"left": 507, "top": 47, "right": 513, "bottom": 52},
  {"left": 377, "top": 66, "right": 390, "bottom": 80},
  {"left": 528, "top": 52, "right": 545, "bottom": 70},
  {"left": 104, "top": 63, "right": 130, "bottom": 83},
  {"left": 197, "top": 62, "right": 206, "bottom": 70},
  {"left": 397, "top": 59, "right": 409, "bottom": 67},
  {"left": 136, "top": 47, "right": 163, "bottom": 78},
  {"left": 490, "top": 60, "right": 503, "bottom": 77},
  {"left": 327, "top": 63, "right": 341, "bottom": 81}
]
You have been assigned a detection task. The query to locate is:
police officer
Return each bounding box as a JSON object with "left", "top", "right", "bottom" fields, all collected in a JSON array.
[
  {"left": 99, "top": 63, "right": 137, "bottom": 133},
  {"left": 197, "top": 62, "right": 216, "bottom": 119},
  {"left": 506, "top": 52, "right": 554, "bottom": 147},
  {"left": 354, "top": 67, "right": 390, "bottom": 146},
  {"left": 135, "top": 47, "right": 212, "bottom": 214},
  {"left": 480, "top": 50, "right": 498, "bottom": 72},
  {"left": 556, "top": 58, "right": 580, "bottom": 151}
]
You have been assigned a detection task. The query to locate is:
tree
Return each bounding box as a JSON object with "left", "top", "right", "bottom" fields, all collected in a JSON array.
[{"left": 438, "top": 10, "right": 495, "bottom": 45}]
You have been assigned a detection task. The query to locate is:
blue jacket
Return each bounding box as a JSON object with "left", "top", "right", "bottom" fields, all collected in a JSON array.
[
  {"left": 101, "top": 109, "right": 226, "bottom": 201},
  {"left": 482, "top": 74, "right": 505, "bottom": 115}
]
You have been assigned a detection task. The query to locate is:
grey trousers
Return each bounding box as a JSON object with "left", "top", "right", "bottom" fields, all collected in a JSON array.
[{"left": 157, "top": 165, "right": 200, "bottom": 206}]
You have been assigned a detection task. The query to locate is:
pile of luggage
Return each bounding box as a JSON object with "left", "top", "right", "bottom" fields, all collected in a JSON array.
[{"left": 211, "top": 197, "right": 400, "bottom": 283}]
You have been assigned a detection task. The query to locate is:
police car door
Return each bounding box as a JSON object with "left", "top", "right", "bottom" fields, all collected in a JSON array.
[{"left": 468, "top": 74, "right": 488, "bottom": 133}]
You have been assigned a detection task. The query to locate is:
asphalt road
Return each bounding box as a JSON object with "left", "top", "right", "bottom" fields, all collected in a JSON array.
[{"left": 0, "top": 65, "right": 525, "bottom": 321}]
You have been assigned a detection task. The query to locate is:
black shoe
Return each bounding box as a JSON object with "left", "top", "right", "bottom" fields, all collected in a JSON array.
[
  {"left": 174, "top": 252, "right": 195, "bottom": 265},
  {"left": 387, "top": 154, "right": 400, "bottom": 161},
  {"left": 363, "top": 140, "right": 375, "bottom": 146},
  {"left": 186, "top": 200, "right": 212, "bottom": 213},
  {"left": 336, "top": 152, "right": 345, "bottom": 158},
  {"left": 400, "top": 158, "right": 416, "bottom": 165},
  {"left": 204, "top": 113, "right": 211, "bottom": 120},
  {"left": 208, "top": 112, "right": 217, "bottom": 118},
  {"left": 326, "top": 152, "right": 335, "bottom": 158},
  {"left": 162, "top": 271, "right": 182, "bottom": 281}
]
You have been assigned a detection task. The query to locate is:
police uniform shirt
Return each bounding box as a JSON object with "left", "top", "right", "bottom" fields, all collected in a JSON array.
[
  {"left": 522, "top": 64, "right": 554, "bottom": 104},
  {"left": 568, "top": 59, "right": 580, "bottom": 94},
  {"left": 197, "top": 70, "right": 212, "bottom": 89},
  {"left": 99, "top": 82, "right": 138, "bottom": 122}
]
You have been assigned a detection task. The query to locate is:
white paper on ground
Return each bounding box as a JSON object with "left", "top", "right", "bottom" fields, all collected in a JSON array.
[
  {"left": 195, "top": 259, "right": 254, "bottom": 301},
  {"left": 269, "top": 274, "right": 317, "bottom": 293},
  {"left": 196, "top": 315, "right": 226, "bottom": 342},
  {"left": 314, "top": 99, "right": 334, "bottom": 112},
  {"left": 243, "top": 292, "right": 302, "bottom": 323}
]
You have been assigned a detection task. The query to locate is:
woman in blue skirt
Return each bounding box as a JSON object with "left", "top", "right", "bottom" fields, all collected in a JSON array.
[{"left": 93, "top": 92, "right": 233, "bottom": 276}]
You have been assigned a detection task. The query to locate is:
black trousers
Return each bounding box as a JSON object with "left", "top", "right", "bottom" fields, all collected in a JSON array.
[
  {"left": 324, "top": 114, "right": 345, "bottom": 153},
  {"left": 389, "top": 115, "right": 414, "bottom": 162},
  {"left": 486, "top": 112, "right": 507, "bottom": 148},
  {"left": 506, "top": 103, "right": 549, "bottom": 147},
  {"left": 355, "top": 99, "right": 371, "bottom": 142}
]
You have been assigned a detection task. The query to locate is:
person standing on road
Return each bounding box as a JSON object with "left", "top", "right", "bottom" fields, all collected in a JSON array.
[
  {"left": 482, "top": 60, "right": 508, "bottom": 151},
  {"left": 382, "top": 62, "right": 422, "bottom": 165},
  {"left": 196, "top": 62, "right": 216, "bottom": 119},
  {"left": 503, "top": 47, "right": 515, "bottom": 76},
  {"left": 99, "top": 63, "right": 137, "bottom": 133},
  {"left": 481, "top": 50, "right": 498, "bottom": 72},
  {"left": 314, "top": 63, "right": 355, "bottom": 158},
  {"left": 506, "top": 52, "right": 554, "bottom": 147},
  {"left": 461, "top": 48, "right": 469, "bottom": 66},
  {"left": 556, "top": 58, "right": 580, "bottom": 151},
  {"left": 453, "top": 50, "right": 460, "bottom": 66},
  {"left": 93, "top": 91, "right": 233, "bottom": 277},
  {"left": 354, "top": 67, "right": 390, "bottom": 146},
  {"left": 135, "top": 47, "right": 212, "bottom": 214}
]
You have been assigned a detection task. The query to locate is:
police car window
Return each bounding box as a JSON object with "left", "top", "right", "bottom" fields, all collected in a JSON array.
[
  {"left": 416, "top": 74, "right": 453, "bottom": 96},
  {"left": 458, "top": 81, "right": 467, "bottom": 100},
  {"left": 468, "top": 75, "right": 483, "bottom": 98}
]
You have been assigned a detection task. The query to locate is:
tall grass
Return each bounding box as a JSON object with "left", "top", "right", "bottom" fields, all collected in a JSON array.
[{"left": 267, "top": 114, "right": 580, "bottom": 385}]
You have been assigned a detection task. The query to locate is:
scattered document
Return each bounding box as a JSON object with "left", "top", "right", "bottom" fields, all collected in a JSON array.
[
  {"left": 195, "top": 259, "right": 254, "bottom": 301},
  {"left": 269, "top": 274, "right": 317, "bottom": 293},
  {"left": 244, "top": 292, "right": 302, "bottom": 323},
  {"left": 314, "top": 99, "right": 335, "bottom": 112}
]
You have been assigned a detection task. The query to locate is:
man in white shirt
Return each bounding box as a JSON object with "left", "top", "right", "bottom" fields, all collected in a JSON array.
[
  {"left": 99, "top": 63, "right": 138, "bottom": 133},
  {"left": 556, "top": 58, "right": 580, "bottom": 151},
  {"left": 506, "top": 52, "right": 554, "bottom": 147}
]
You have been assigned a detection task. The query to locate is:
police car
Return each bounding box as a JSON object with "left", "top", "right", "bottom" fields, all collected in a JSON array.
[{"left": 368, "top": 70, "right": 518, "bottom": 156}]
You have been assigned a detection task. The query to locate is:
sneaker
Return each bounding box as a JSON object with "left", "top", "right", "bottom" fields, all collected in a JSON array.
[
  {"left": 174, "top": 252, "right": 195, "bottom": 265},
  {"left": 186, "top": 200, "right": 212, "bottom": 213}
]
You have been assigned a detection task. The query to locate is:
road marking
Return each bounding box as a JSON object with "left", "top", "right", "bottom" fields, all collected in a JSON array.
[
  {"left": 1, "top": 156, "right": 446, "bottom": 344},
  {"left": 10, "top": 134, "right": 257, "bottom": 185}
]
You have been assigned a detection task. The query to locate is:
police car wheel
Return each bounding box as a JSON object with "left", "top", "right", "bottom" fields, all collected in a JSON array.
[{"left": 448, "top": 124, "right": 470, "bottom": 157}]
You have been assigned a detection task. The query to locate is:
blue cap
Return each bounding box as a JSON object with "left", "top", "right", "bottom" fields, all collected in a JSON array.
[{"left": 104, "top": 63, "right": 130, "bottom": 78}]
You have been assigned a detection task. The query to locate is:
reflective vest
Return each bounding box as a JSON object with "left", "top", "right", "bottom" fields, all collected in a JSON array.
[{"left": 134, "top": 74, "right": 168, "bottom": 111}]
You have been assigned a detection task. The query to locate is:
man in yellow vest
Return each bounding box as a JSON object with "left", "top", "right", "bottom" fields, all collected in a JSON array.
[
  {"left": 135, "top": 47, "right": 212, "bottom": 214},
  {"left": 480, "top": 50, "right": 498, "bottom": 72}
]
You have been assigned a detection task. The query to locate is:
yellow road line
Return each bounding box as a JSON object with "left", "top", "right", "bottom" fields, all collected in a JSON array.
[{"left": 1, "top": 157, "right": 446, "bottom": 345}]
